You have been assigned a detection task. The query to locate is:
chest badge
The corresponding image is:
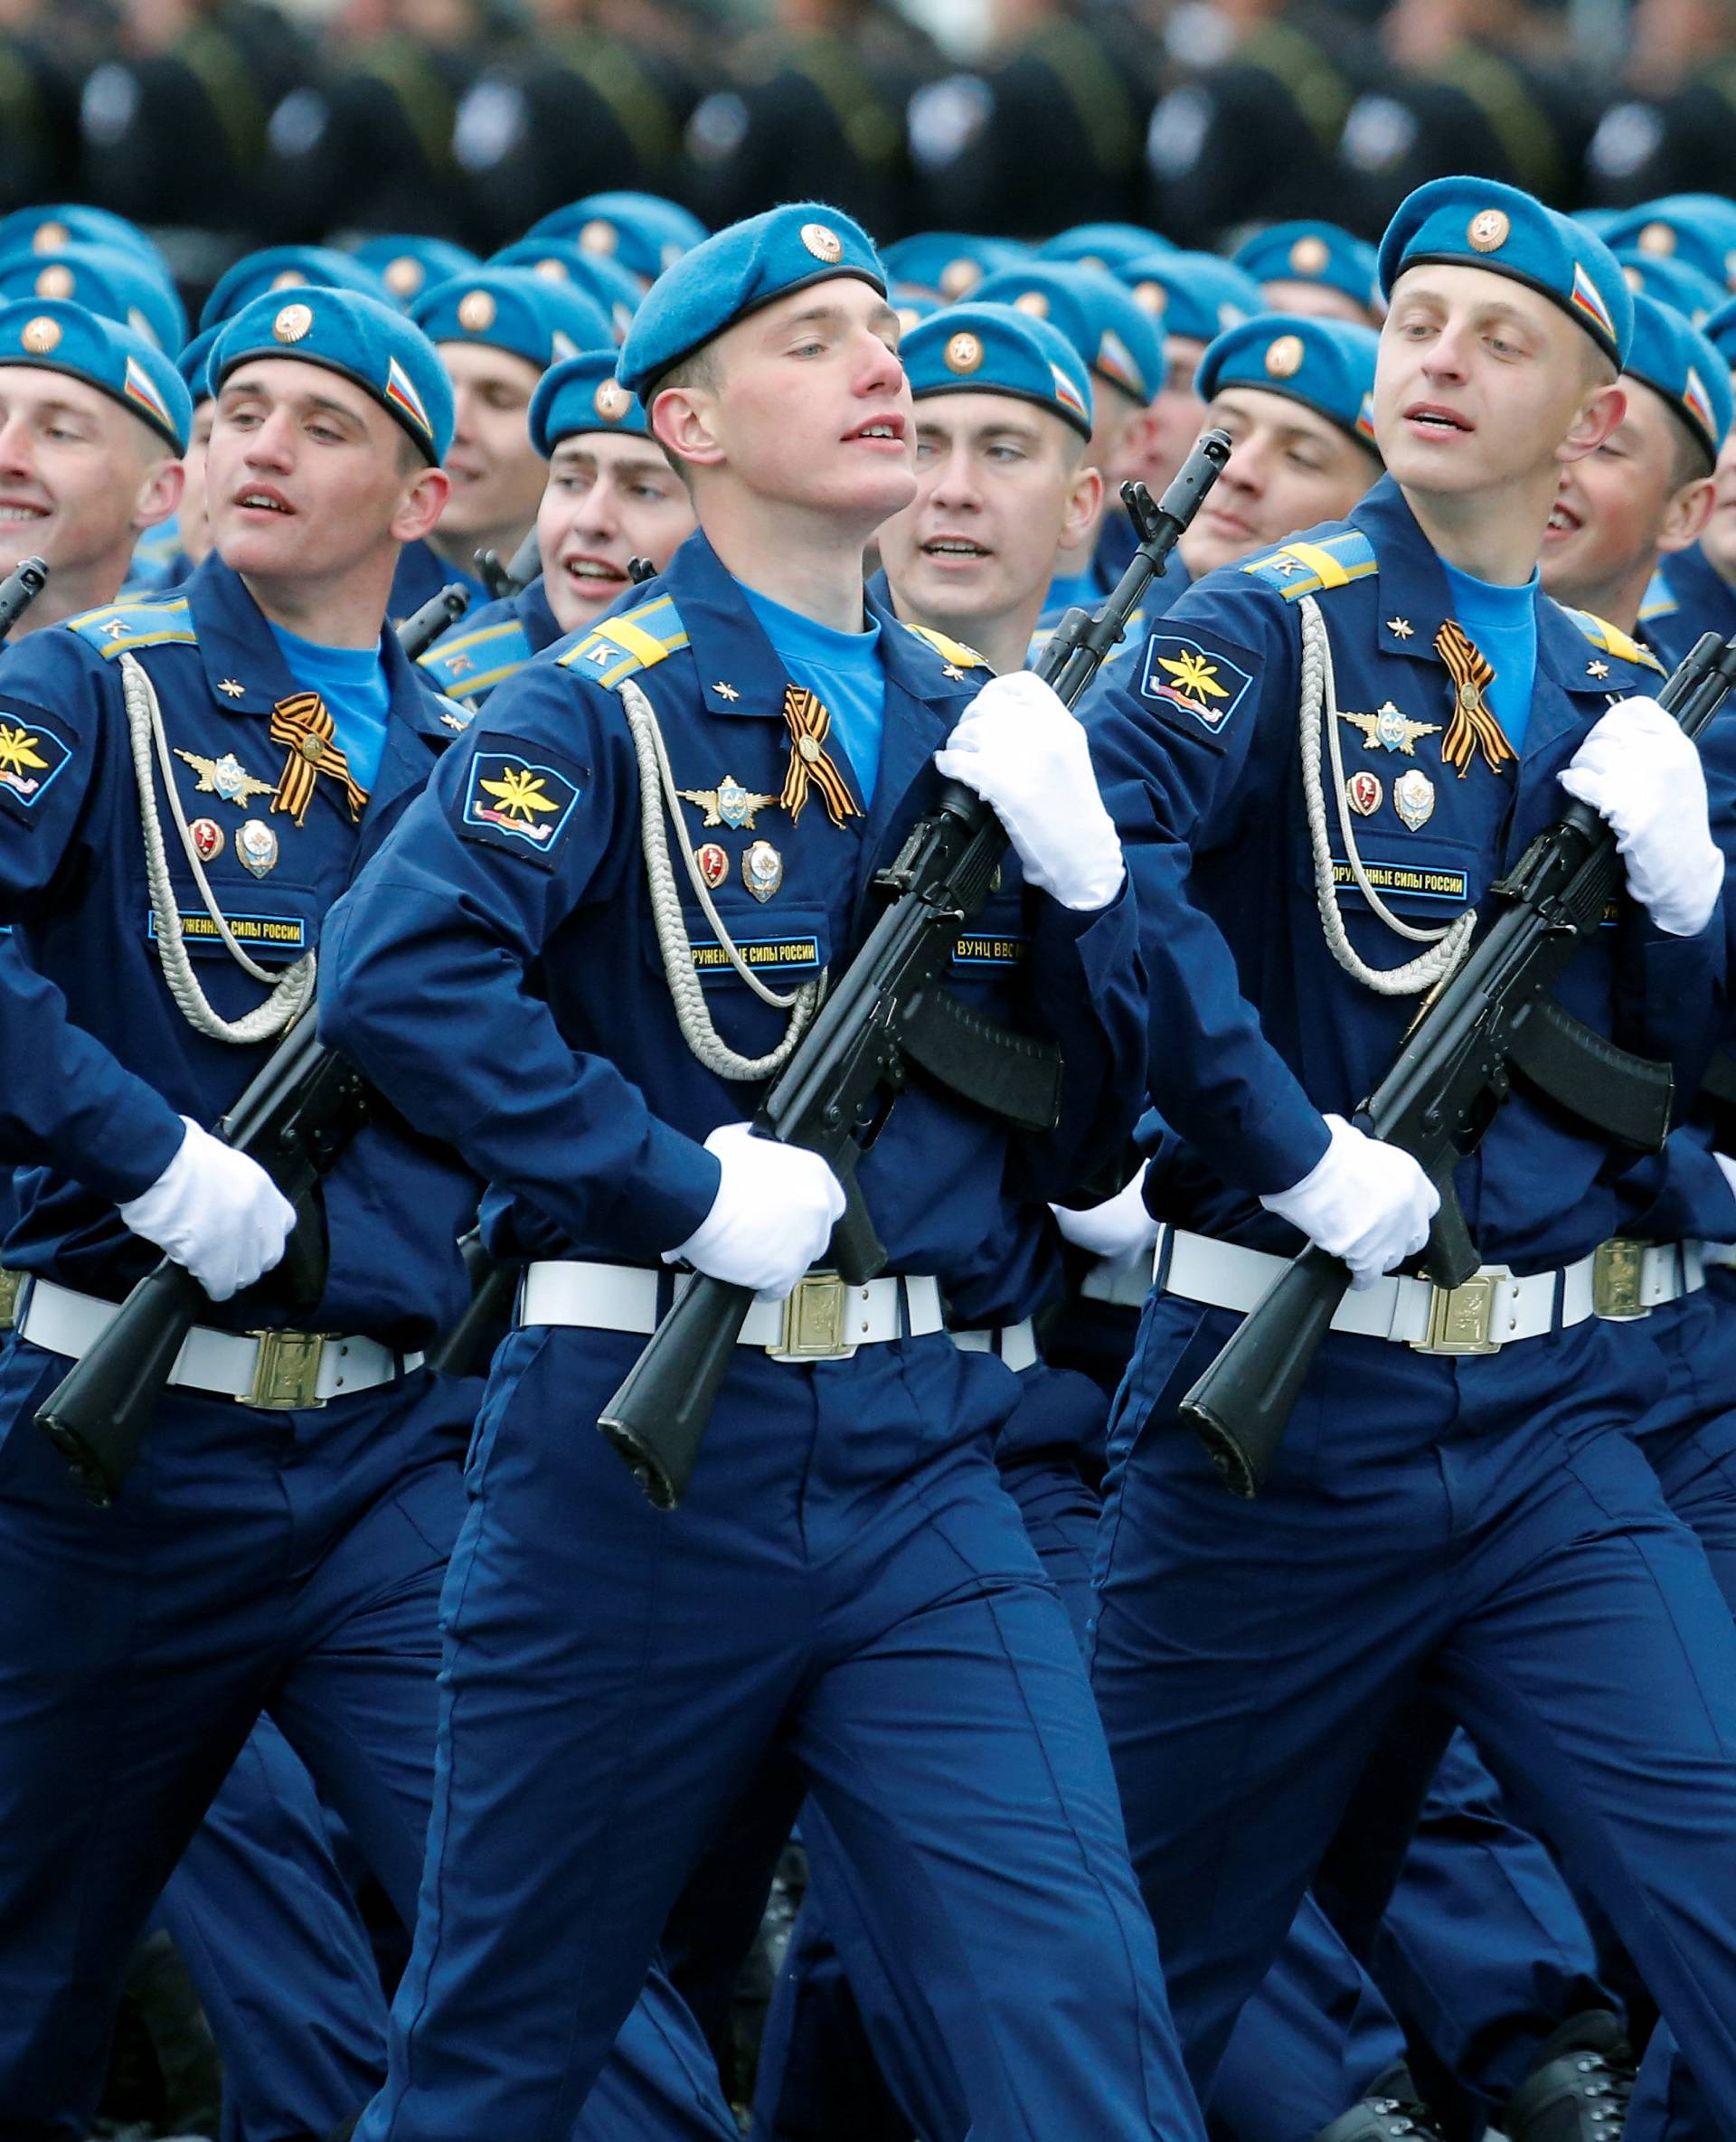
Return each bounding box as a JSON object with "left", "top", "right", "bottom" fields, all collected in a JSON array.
[
  {"left": 1393, "top": 768, "right": 1436, "bottom": 830},
  {"left": 695, "top": 842, "right": 728, "bottom": 889},
  {"left": 743, "top": 839, "right": 783, "bottom": 902},
  {"left": 1346, "top": 770, "right": 1382, "bottom": 816},
  {"left": 189, "top": 816, "right": 223, "bottom": 863},
  {"left": 175, "top": 747, "right": 275, "bottom": 808},
  {"left": 237, "top": 818, "right": 279, "bottom": 876},
  {"left": 1339, "top": 702, "right": 1441, "bottom": 756},
  {"left": 1587, "top": 660, "right": 1610, "bottom": 680},
  {"left": 678, "top": 773, "right": 778, "bottom": 832},
  {"left": 218, "top": 678, "right": 246, "bottom": 699}
]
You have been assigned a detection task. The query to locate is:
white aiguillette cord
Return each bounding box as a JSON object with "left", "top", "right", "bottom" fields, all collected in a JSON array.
[
  {"left": 618, "top": 673, "right": 823, "bottom": 1080},
  {"left": 1297, "top": 594, "right": 1476, "bottom": 997},
  {"left": 123, "top": 650, "right": 315, "bottom": 1044}
]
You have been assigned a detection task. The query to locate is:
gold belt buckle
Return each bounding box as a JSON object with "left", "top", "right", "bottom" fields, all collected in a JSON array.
[
  {"left": 769, "top": 1272, "right": 858, "bottom": 1362},
  {"left": 245, "top": 1330, "right": 328, "bottom": 1409},
  {"left": 1592, "top": 1237, "right": 1650, "bottom": 1321},
  {"left": 1411, "top": 1269, "right": 1505, "bottom": 1355},
  {"left": 0, "top": 1267, "right": 19, "bottom": 1333}
]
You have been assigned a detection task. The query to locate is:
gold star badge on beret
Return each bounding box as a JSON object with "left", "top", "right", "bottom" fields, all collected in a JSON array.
[
  {"left": 1289, "top": 235, "right": 1330, "bottom": 276},
  {"left": 593, "top": 379, "right": 629, "bottom": 421},
  {"left": 945, "top": 331, "right": 983, "bottom": 373},
  {"left": 1132, "top": 280, "right": 1167, "bottom": 316},
  {"left": 580, "top": 219, "right": 618, "bottom": 257},
  {"left": 1467, "top": 209, "right": 1510, "bottom": 254},
  {"left": 383, "top": 257, "right": 423, "bottom": 297},
  {"left": 939, "top": 258, "right": 979, "bottom": 298},
  {"left": 32, "top": 221, "right": 66, "bottom": 253},
  {"left": 34, "top": 264, "right": 72, "bottom": 299},
  {"left": 458, "top": 288, "right": 496, "bottom": 332},
  {"left": 270, "top": 269, "right": 308, "bottom": 291},
  {"left": 800, "top": 222, "right": 844, "bottom": 264},
  {"left": 1638, "top": 222, "right": 1675, "bottom": 257},
  {"left": 273, "top": 303, "right": 313, "bottom": 344},
  {"left": 1265, "top": 334, "right": 1305, "bottom": 379},
  {"left": 21, "top": 316, "right": 60, "bottom": 354},
  {"left": 1013, "top": 290, "right": 1049, "bottom": 319}
]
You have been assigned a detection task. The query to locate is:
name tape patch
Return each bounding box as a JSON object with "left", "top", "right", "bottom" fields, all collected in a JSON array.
[
  {"left": 690, "top": 934, "right": 821, "bottom": 983},
  {"left": 147, "top": 911, "right": 308, "bottom": 954},
  {"left": 1330, "top": 858, "right": 1470, "bottom": 904},
  {"left": 952, "top": 931, "right": 1029, "bottom": 967}
]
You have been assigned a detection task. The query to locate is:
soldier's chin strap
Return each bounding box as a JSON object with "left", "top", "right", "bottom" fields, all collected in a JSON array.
[
  {"left": 619, "top": 675, "right": 824, "bottom": 1082},
  {"left": 123, "top": 651, "right": 316, "bottom": 1046},
  {"left": 1297, "top": 594, "right": 1477, "bottom": 998}
]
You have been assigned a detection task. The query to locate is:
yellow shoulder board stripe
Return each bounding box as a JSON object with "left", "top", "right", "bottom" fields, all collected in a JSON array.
[
  {"left": 1241, "top": 530, "right": 1377, "bottom": 601},
  {"left": 558, "top": 593, "right": 689, "bottom": 689},
  {"left": 1567, "top": 607, "right": 1665, "bottom": 674},
  {"left": 66, "top": 596, "right": 196, "bottom": 658},
  {"left": 901, "top": 619, "right": 990, "bottom": 670}
]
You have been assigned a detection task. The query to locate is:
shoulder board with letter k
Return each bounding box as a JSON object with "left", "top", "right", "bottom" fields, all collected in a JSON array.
[
  {"left": 1241, "top": 531, "right": 1376, "bottom": 602},
  {"left": 66, "top": 595, "right": 197, "bottom": 658},
  {"left": 559, "top": 594, "right": 690, "bottom": 691}
]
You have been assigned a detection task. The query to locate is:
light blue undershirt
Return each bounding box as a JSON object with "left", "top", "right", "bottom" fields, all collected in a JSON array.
[
  {"left": 267, "top": 622, "right": 392, "bottom": 795},
  {"left": 1441, "top": 559, "right": 1539, "bottom": 754},
  {"left": 742, "top": 584, "right": 886, "bottom": 808}
]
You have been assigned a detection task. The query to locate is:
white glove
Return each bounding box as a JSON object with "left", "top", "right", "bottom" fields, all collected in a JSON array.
[
  {"left": 933, "top": 671, "right": 1126, "bottom": 911},
  {"left": 118, "top": 1116, "right": 297, "bottom": 1302},
  {"left": 1260, "top": 1115, "right": 1439, "bottom": 1291},
  {"left": 1052, "top": 1164, "right": 1159, "bottom": 1260},
  {"left": 1558, "top": 697, "right": 1722, "bottom": 938},
  {"left": 667, "top": 1123, "right": 846, "bottom": 1299}
]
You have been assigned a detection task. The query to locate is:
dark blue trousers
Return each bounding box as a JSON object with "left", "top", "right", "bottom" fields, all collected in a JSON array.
[
  {"left": 1091, "top": 1298, "right": 1736, "bottom": 2109},
  {"left": 360, "top": 1327, "right": 1202, "bottom": 2142}
]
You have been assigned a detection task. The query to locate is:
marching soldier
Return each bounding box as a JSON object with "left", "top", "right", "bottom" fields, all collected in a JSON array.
[
  {"left": 322, "top": 200, "right": 1203, "bottom": 2142},
  {"left": 1085, "top": 174, "right": 1736, "bottom": 2119}
]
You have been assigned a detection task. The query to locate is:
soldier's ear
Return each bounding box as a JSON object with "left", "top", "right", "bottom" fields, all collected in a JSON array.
[
  {"left": 1660, "top": 471, "right": 1714, "bottom": 555},
  {"left": 1057, "top": 461, "right": 1104, "bottom": 557},
  {"left": 651, "top": 386, "right": 725, "bottom": 474},
  {"left": 131, "top": 454, "right": 185, "bottom": 533},
  {"left": 392, "top": 465, "right": 449, "bottom": 546},
  {"left": 1558, "top": 381, "right": 1626, "bottom": 465}
]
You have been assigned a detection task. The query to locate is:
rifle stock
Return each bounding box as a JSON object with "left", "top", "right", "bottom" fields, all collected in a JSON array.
[
  {"left": 1180, "top": 628, "right": 1736, "bottom": 1498},
  {"left": 596, "top": 434, "right": 1233, "bottom": 1509}
]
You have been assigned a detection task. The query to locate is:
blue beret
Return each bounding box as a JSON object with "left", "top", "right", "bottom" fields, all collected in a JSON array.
[
  {"left": 901, "top": 302, "right": 1094, "bottom": 440},
  {"left": 1602, "top": 195, "right": 1736, "bottom": 298},
  {"left": 879, "top": 232, "right": 1029, "bottom": 302},
  {"left": 1613, "top": 249, "right": 1722, "bottom": 328},
  {"left": 199, "top": 246, "right": 389, "bottom": 333},
  {"left": 0, "top": 205, "right": 161, "bottom": 267},
  {"left": 972, "top": 261, "right": 1165, "bottom": 407},
  {"left": 176, "top": 323, "right": 222, "bottom": 408},
  {"left": 1037, "top": 223, "right": 1175, "bottom": 275},
  {"left": 1231, "top": 222, "right": 1380, "bottom": 313},
  {"left": 618, "top": 202, "right": 886, "bottom": 401},
  {"left": 529, "top": 351, "right": 651, "bottom": 456},
  {"left": 1623, "top": 292, "right": 1731, "bottom": 467},
  {"left": 892, "top": 285, "right": 940, "bottom": 334},
  {"left": 413, "top": 269, "right": 613, "bottom": 373},
  {"left": 1108, "top": 249, "right": 1266, "bottom": 352},
  {"left": 0, "top": 243, "right": 185, "bottom": 354},
  {"left": 211, "top": 287, "right": 454, "bottom": 465},
  {"left": 353, "top": 236, "right": 482, "bottom": 309},
  {"left": 489, "top": 241, "right": 641, "bottom": 344},
  {"left": 1196, "top": 314, "right": 1381, "bottom": 451},
  {"left": 0, "top": 298, "right": 192, "bottom": 451},
  {"left": 526, "top": 193, "right": 708, "bottom": 286},
  {"left": 1700, "top": 294, "right": 1736, "bottom": 370},
  {"left": 1378, "top": 177, "right": 1632, "bottom": 368}
]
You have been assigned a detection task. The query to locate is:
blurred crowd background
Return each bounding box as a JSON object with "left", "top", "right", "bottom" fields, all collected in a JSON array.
[{"left": 10, "top": 0, "right": 1736, "bottom": 317}]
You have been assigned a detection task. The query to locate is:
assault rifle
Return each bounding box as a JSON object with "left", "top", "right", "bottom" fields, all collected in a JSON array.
[
  {"left": 598, "top": 434, "right": 1233, "bottom": 1511},
  {"left": 37, "top": 1006, "right": 371, "bottom": 1505},
  {"left": 1181, "top": 628, "right": 1736, "bottom": 1501},
  {"left": 475, "top": 530, "right": 542, "bottom": 601},
  {"left": 0, "top": 555, "right": 48, "bottom": 642},
  {"left": 396, "top": 581, "right": 470, "bottom": 659}
]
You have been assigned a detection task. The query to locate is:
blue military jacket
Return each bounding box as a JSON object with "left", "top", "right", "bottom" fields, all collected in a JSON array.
[
  {"left": 417, "top": 579, "right": 561, "bottom": 715},
  {"left": 1086, "top": 474, "right": 1723, "bottom": 1273},
  {"left": 0, "top": 553, "right": 478, "bottom": 1344},
  {"left": 323, "top": 528, "right": 1146, "bottom": 1307},
  {"left": 388, "top": 537, "right": 486, "bottom": 628},
  {"left": 1641, "top": 543, "right": 1736, "bottom": 673}
]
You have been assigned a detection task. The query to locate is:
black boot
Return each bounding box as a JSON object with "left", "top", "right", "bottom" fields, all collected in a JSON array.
[
  {"left": 1315, "top": 2064, "right": 1449, "bottom": 2142},
  {"left": 1505, "top": 2012, "right": 1634, "bottom": 2142}
]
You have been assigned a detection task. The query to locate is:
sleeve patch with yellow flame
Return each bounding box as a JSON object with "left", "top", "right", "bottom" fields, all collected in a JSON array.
[
  {"left": 1137, "top": 634, "right": 1255, "bottom": 735},
  {"left": 0, "top": 711, "right": 72, "bottom": 814},
  {"left": 458, "top": 734, "right": 586, "bottom": 865}
]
